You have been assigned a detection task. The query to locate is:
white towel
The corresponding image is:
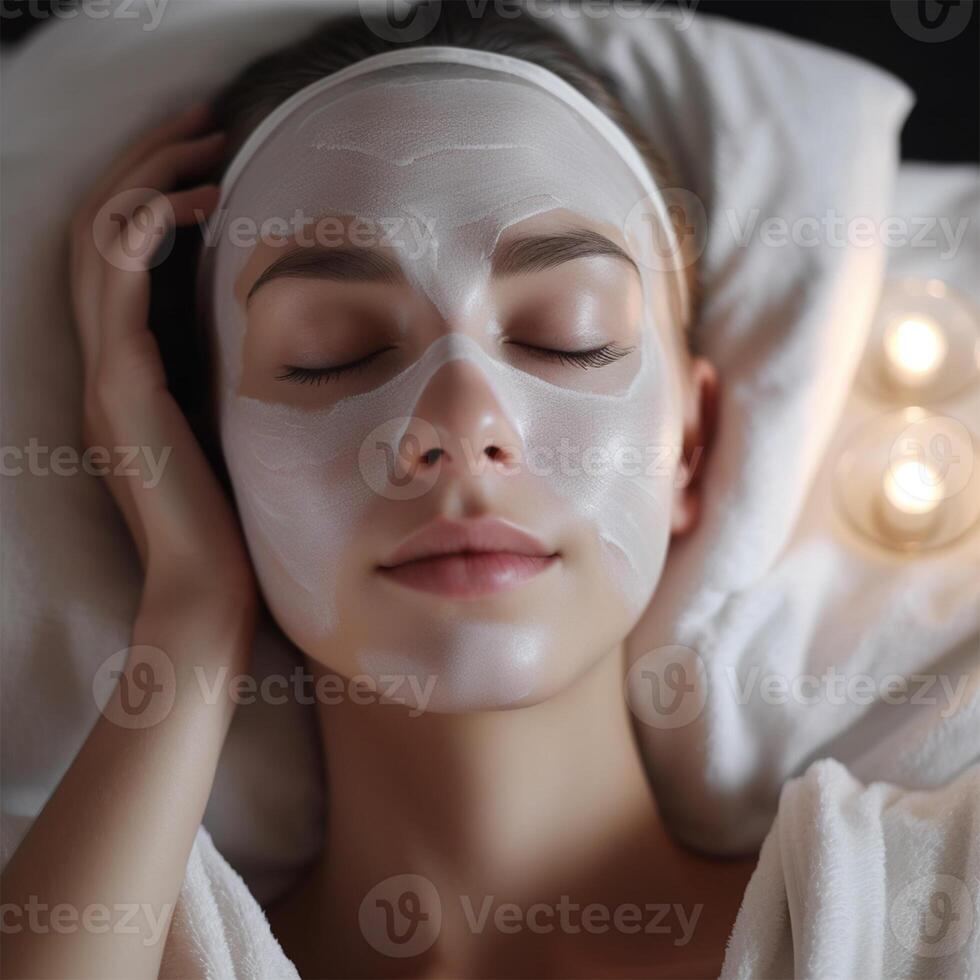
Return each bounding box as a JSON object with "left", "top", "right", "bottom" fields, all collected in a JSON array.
[
  {"left": 624, "top": 161, "right": 980, "bottom": 854},
  {"left": 720, "top": 759, "right": 980, "bottom": 979},
  {"left": 154, "top": 759, "right": 980, "bottom": 978},
  {"left": 159, "top": 828, "right": 298, "bottom": 980}
]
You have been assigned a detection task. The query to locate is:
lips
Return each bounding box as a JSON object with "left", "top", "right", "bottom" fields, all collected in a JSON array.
[{"left": 377, "top": 517, "right": 559, "bottom": 598}]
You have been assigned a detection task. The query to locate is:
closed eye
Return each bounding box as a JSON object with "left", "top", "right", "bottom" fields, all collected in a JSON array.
[
  {"left": 277, "top": 346, "right": 396, "bottom": 385},
  {"left": 507, "top": 341, "right": 635, "bottom": 369},
  {"left": 277, "top": 341, "right": 635, "bottom": 386}
]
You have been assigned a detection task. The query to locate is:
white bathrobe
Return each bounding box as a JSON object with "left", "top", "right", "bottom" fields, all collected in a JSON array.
[{"left": 157, "top": 759, "right": 980, "bottom": 979}]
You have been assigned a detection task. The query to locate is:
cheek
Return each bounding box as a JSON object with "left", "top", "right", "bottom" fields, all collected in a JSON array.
[
  {"left": 514, "top": 361, "right": 680, "bottom": 618},
  {"left": 217, "top": 333, "right": 682, "bottom": 704},
  {"left": 219, "top": 398, "right": 372, "bottom": 647}
]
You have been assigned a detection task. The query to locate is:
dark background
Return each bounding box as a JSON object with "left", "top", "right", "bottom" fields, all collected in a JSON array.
[
  {"left": 680, "top": 0, "right": 978, "bottom": 162},
  {"left": 2, "top": 0, "right": 977, "bottom": 161}
]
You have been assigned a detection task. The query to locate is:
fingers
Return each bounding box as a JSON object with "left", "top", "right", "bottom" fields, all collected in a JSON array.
[
  {"left": 65, "top": 106, "right": 251, "bottom": 581},
  {"left": 84, "top": 131, "right": 226, "bottom": 285},
  {"left": 94, "top": 184, "right": 218, "bottom": 410},
  {"left": 70, "top": 114, "right": 225, "bottom": 378},
  {"left": 99, "top": 184, "right": 220, "bottom": 387},
  {"left": 70, "top": 103, "right": 214, "bottom": 285},
  {"left": 72, "top": 180, "right": 220, "bottom": 380},
  {"left": 83, "top": 179, "right": 219, "bottom": 565},
  {"left": 110, "top": 131, "right": 227, "bottom": 206},
  {"left": 70, "top": 103, "right": 225, "bottom": 425},
  {"left": 79, "top": 102, "right": 214, "bottom": 224}
]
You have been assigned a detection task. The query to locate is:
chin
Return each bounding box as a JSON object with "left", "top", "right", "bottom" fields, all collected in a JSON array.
[{"left": 263, "top": 546, "right": 652, "bottom": 716}]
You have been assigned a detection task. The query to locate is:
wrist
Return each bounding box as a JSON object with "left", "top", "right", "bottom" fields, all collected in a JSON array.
[{"left": 135, "top": 583, "right": 256, "bottom": 673}]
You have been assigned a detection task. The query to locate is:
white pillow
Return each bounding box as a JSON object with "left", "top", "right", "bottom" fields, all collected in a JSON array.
[
  {"left": 1, "top": 0, "right": 920, "bottom": 890},
  {"left": 627, "top": 161, "right": 980, "bottom": 853}
]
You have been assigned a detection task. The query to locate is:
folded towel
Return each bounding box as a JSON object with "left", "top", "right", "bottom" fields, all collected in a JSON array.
[{"left": 625, "top": 162, "right": 980, "bottom": 854}]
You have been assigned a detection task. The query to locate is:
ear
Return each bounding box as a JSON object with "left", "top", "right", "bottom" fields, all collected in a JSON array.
[{"left": 671, "top": 356, "right": 718, "bottom": 536}]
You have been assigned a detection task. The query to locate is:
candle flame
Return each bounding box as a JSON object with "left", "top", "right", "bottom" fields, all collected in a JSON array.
[
  {"left": 883, "top": 459, "right": 944, "bottom": 516},
  {"left": 883, "top": 314, "right": 947, "bottom": 382}
]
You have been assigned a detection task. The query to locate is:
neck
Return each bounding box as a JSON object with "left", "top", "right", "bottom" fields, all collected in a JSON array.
[
  {"left": 312, "top": 644, "right": 662, "bottom": 900},
  {"left": 268, "top": 645, "right": 754, "bottom": 978}
]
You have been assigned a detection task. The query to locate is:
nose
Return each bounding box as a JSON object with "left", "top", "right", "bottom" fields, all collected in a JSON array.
[{"left": 405, "top": 358, "right": 522, "bottom": 475}]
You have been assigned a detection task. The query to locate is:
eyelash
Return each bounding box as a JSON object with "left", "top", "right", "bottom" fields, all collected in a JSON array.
[
  {"left": 276, "top": 342, "right": 635, "bottom": 385},
  {"left": 509, "top": 341, "right": 635, "bottom": 369},
  {"left": 276, "top": 347, "right": 395, "bottom": 386}
]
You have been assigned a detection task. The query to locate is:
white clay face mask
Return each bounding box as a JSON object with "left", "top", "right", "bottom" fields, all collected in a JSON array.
[{"left": 200, "top": 48, "right": 690, "bottom": 712}]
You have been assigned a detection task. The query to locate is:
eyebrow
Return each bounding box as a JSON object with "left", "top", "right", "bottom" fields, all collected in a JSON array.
[
  {"left": 246, "top": 246, "right": 404, "bottom": 304},
  {"left": 246, "top": 227, "right": 638, "bottom": 304},
  {"left": 491, "top": 228, "right": 640, "bottom": 278}
]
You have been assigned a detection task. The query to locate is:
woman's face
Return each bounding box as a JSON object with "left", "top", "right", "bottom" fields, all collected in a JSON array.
[{"left": 210, "top": 59, "right": 692, "bottom": 712}]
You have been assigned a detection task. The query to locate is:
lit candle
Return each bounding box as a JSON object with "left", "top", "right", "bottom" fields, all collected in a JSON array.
[
  {"left": 882, "top": 314, "right": 948, "bottom": 388},
  {"left": 877, "top": 458, "right": 945, "bottom": 541}
]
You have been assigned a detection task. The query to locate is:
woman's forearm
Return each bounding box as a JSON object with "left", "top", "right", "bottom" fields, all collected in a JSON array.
[
  {"left": 1, "top": 101, "right": 257, "bottom": 980},
  {"left": 0, "top": 597, "right": 252, "bottom": 980}
]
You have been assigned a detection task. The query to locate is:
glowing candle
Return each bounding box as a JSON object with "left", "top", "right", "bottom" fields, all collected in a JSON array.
[
  {"left": 877, "top": 458, "right": 945, "bottom": 540},
  {"left": 883, "top": 314, "right": 948, "bottom": 388}
]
